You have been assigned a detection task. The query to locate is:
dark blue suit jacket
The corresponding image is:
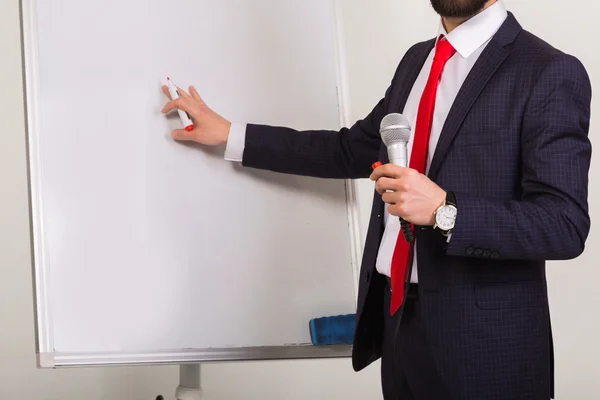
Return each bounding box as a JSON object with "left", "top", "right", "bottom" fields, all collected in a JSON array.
[{"left": 241, "top": 13, "right": 592, "bottom": 399}]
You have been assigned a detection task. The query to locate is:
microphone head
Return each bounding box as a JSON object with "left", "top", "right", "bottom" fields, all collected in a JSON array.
[{"left": 380, "top": 113, "right": 411, "bottom": 146}]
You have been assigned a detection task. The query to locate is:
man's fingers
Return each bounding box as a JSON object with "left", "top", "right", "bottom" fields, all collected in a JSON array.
[
  {"left": 375, "top": 177, "right": 397, "bottom": 194},
  {"left": 162, "top": 85, "right": 202, "bottom": 116},
  {"left": 370, "top": 164, "right": 404, "bottom": 181},
  {"left": 189, "top": 86, "right": 204, "bottom": 104},
  {"left": 370, "top": 164, "right": 419, "bottom": 181},
  {"left": 161, "top": 98, "right": 178, "bottom": 114},
  {"left": 381, "top": 191, "right": 397, "bottom": 205},
  {"left": 176, "top": 86, "right": 191, "bottom": 99},
  {"left": 161, "top": 98, "right": 191, "bottom": 114},
  {"left": 171, "top": 129, "right": 195, "bottom": 141},
  {"left": 162, "top": 85, "right": 172, "bottom": 100}
]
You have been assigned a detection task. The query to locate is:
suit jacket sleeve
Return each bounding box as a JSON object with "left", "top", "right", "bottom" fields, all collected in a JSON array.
[
  {"left": 446, "top": 54, "right": 592, "bottom": 261},
  {"left": 237, "top": 66, "right": 407, "bottom": 179}
]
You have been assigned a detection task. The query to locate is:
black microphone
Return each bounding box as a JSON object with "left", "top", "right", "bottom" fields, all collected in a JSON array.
[{"left": 380, "top": 113, "right": 414, "bottom": 244}]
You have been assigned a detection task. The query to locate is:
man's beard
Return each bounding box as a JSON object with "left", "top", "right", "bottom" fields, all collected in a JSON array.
[{"left": 430, "top": 0, "right": 488, "bottom": 18}]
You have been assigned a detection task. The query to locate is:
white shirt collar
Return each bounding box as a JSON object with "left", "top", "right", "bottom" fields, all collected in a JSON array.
[{"left": 437, "top": 1, "right": 508, "bottom": 59}]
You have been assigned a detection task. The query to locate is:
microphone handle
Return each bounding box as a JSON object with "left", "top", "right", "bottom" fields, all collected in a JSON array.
[{"left": 388, "top": 146, "right": 413, "bottom": 244}]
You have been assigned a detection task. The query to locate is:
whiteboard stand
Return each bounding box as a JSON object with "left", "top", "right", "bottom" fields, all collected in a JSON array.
[{"left": 175, "top": 364, "right": 202, "bottom": 400}]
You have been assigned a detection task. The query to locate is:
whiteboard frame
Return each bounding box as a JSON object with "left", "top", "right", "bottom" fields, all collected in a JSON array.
[{"left": 21, "top": 0, "right": 362, "bottom": 368}]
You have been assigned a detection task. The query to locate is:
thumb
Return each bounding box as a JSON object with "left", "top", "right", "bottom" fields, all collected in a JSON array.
[{"left": 171, "top": 129, "right": 196, "bottom": 141}]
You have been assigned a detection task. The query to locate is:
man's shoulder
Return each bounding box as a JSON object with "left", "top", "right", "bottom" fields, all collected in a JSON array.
[
  {"left": 504, "top": 27, "right": 591, "bottom": 118},
  {"left": 511, "top": 28, "right": 587, "bottom": 72},
  {"left": 513, "top": 29, "right": 566, "bottom": 58},
  {"left": 511, "top": 28, "right": 590, "bottom": 87}
]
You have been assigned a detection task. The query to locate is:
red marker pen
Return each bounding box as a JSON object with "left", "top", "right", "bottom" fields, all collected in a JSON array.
[
  {"left": 372, "top": 161, "right": 383, "bottom": 169},
  {"left": 166, "top": 77, "right": 194, "bottom": 132}
]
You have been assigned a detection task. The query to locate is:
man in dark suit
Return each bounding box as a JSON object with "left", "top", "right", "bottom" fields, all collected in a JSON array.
[{"left": 161, "top": 0, "right": 592, "bottom": 398}]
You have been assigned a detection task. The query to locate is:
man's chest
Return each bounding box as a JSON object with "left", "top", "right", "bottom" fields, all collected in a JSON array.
[{"left": 399, "top": 49, "right": 485, "bottom": 174}]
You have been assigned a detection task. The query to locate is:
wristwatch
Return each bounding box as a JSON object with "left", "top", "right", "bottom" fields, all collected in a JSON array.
[{"left": 433, "top": 191, "right": 457, "bottom": 236}]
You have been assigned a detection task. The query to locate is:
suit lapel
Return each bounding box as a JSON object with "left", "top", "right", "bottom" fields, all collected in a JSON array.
[
  {"left": 427, "top": 42, "right": 509, "bottom": 179},
  {"left": 381, "top": 40, "right": 435, "bottom": 164},
  {"left": 427, "top": 13, "right": 522, "bottom": 180}
]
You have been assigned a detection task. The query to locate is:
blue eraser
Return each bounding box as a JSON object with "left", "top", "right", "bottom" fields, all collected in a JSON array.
[{"left": 309, "top": 314, "right": 356, "bottom": 346}]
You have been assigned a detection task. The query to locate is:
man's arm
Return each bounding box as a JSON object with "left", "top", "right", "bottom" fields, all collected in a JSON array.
[
  {"left": 166, "top": 80, "right": 393, "bottom": 179},
  {"left": 239, "top": 110, "right": 387, "bottom": 179},
  {"left": 223, "top": 105, "right": 387, "bottom": 179},
  {"left": 162, "top": 43, "right": 428, "bottom": 179},
  {"left": 446, "top": 54, "right": 592, "bottom": 261},
  {"left": 162, "top": 83, "right": 388, "bottom": 179}
]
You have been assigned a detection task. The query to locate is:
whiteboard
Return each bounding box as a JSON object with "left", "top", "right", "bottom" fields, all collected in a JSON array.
[{"left": 22, "top": 0, "right": 361, "bottom": 367}]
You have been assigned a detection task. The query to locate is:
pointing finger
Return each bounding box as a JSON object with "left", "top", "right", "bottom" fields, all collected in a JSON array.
[{"left": 162, "top": 85, "right": 172, "bottom": 100}]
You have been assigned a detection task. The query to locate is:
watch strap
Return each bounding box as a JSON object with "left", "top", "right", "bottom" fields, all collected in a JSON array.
[{"left": 445, "top": 191, "right": 456, "bottom": 207}]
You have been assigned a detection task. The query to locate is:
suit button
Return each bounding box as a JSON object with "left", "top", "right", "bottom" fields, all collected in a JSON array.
[
  {"left": 483, "top": 249, "right": 491, "bottom": 257},
  {"left": 466, "top": 246, "right": 474, "bottom": 255},
  {"left": 365, "top": 271, "right": 371, "bottom": 282},
  {"left": 474, "top": 248, "right": 483, "bottom": 256},
  {"left": 491, "top": 251, "right": 500, "bottom": 259}
]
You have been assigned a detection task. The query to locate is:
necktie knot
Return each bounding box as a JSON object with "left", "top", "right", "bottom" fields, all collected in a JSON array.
[{"left": 434, "top": 36, "right": 456, "bottom": 63}]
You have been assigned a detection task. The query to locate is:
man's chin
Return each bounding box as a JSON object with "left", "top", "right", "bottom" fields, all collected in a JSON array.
[{"left": 430, "top": 0, "right": 488, "bottom": 19}]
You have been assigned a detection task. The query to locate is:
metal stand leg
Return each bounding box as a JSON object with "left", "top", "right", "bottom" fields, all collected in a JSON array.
[{"left": 175, "top": 364, "right": 203, "bottom": 400}]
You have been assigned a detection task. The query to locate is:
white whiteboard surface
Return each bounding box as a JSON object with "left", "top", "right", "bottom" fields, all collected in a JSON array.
[{"left": 22, "top": 0, "right": 361, "bottom": 367}]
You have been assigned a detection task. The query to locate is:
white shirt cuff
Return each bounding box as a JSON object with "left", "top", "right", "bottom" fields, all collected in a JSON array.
[{"left": 224, "top": 122, "right": 247, "bottom": 162}]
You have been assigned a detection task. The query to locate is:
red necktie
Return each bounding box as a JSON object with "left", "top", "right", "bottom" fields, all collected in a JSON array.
[{"left": 389, "top": 36, "right": 457, "bottom": 315}]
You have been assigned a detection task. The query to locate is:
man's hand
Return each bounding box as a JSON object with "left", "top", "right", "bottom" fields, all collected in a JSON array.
[
  {"left": 161, "top": 85, "right": 231, "bottom": 146},
  {"left": 370, "top": 164, "right": 446, "bottom": 226}
]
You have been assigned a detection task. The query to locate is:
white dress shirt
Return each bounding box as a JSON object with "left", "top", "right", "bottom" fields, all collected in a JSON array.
[{"left": 224, "top": 2, "right": 508, "bottom": 281}]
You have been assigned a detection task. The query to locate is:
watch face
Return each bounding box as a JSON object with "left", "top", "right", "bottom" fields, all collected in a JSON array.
[{"left": 436, "top": 205, "right": 457, "bottom": 230}]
